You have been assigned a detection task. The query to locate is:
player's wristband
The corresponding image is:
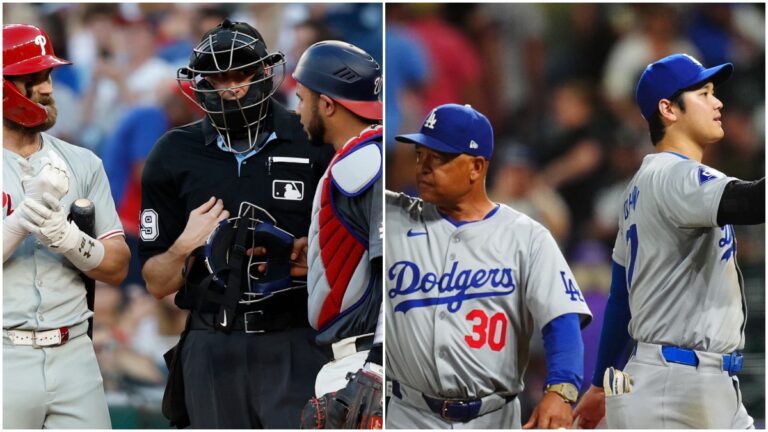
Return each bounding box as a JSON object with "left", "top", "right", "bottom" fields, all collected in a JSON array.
[{"left": 62, "top": 230, "right": 105, "bottom": 272}]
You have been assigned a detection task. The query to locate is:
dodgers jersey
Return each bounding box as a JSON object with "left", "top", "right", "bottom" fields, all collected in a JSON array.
[
  {"left": 3, "top": 133, "right": 124, "bottom": 330},
  {"left": 613, "top": 151, "right": 744, "bottom": 353},
  {"left": 386, "top": 191, "right": 592, "bottom": 399}
]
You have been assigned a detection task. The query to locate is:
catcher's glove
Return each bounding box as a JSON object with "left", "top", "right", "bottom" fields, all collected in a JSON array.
[{"left": 301, "top": 364, "right": 383, "bottom": 429}]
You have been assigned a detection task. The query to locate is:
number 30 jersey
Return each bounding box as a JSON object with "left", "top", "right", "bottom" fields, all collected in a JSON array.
[
  {"left": 614, "top": 152, "right": 744, "bottom": 354},
  {"left": 385, "top": 191, "right": 592, "bottom": 399}
]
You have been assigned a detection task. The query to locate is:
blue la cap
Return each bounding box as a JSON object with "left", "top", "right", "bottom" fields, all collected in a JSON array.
[
  {"left": 636, "top": 53, "right": 733, "bottom": 120},
  {"left": 395, "top": 103, "right": 494, "bottom": 159}
]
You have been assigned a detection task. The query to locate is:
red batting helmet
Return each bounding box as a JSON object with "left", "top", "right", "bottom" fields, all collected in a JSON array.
[{"left": 3, "top": 24, "right": 71, "bottom": 127}]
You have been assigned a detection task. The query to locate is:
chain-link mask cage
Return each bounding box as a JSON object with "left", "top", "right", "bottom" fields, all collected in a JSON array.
[
  {"left": 203, "top": 202, "right": 294, "bottom": 299},
  {"left": 177, "top": 19, "right": 286, "bottom": 153}
]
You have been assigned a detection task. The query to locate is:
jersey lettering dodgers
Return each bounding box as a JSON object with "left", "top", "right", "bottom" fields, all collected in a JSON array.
[
  {"left": 385, "top": 191, "right": 592, "bottom": 399},
  {"left": 613, "top": 152, "right": 745, "bottom": 353}
]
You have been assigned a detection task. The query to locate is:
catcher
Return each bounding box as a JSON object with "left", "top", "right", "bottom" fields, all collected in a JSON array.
[{"left": 293, "top": 41, "right": 384, "bottom": 428}]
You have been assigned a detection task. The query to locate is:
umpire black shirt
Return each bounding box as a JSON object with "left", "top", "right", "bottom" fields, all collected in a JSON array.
[{"left": 139, "top": 99, "right": 334, "bottom": 312}]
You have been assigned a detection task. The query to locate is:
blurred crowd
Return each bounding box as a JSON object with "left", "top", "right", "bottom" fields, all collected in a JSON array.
[
  {"left": 3, "top": 3, "right": 381, "bottom": 427},
  {"left": 386, "top": 3, "right": 765, "bottom": 426}
]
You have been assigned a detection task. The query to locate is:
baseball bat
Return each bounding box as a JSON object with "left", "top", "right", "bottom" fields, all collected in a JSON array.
[{"left": 69, "top": 198, "right": 96, "bottom": 339}]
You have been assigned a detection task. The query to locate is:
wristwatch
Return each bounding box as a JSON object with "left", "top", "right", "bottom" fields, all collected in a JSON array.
[{"left": 544, "top": 383, "right": 579, "bottom": 404}]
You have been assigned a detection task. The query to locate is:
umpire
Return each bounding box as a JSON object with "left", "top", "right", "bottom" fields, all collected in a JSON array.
[{"left": 139, "top": 20, "right": 334, "bottom": 428}]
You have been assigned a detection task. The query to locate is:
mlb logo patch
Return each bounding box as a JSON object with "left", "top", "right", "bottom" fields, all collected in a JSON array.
[
  {"left": 698, "top": 166, "right": 718, "bottom": 185},
  {"left": 273, "top": 180, "right": 304, "bottom": 200}
]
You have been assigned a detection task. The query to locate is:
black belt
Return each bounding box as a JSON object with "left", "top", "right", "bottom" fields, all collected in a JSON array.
[
  {"left": 189, "top": 308, "right": 307, "bottom": 333},
  {"left": 391, "top": 380, "right": 516, "bottom": 422}
]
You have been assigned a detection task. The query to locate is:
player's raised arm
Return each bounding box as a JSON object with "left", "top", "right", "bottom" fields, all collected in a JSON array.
[{"left": 717, "top": 178, "right": 765, "bottom": 226}]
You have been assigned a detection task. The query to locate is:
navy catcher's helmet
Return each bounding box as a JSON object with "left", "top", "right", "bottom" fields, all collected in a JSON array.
[{"left": 293, "top": 40, "right": 382, "bottom": 121}]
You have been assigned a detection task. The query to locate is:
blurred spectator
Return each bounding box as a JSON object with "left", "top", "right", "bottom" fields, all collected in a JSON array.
[
  {"left": 489, "top": 144, "right": 571, "bottom": 246},
  {"left": 538, "top": 80, "right": 609, "bottom": 250},
  {"left": 281, "top": 18, "right": 337, "bottom": 107},
  {"left": 402, "top": 4, "right": 484, "bottom": 114},
  {"left": 591, "top": 128, "right": 649, "bottom": 246},
  {"left": 321, "top": 3, "right": 383, "bottom": 63},
  {"left": 385, "top": 5, "right": 429, "bottom": 192},
  {"left": 545, "top": 4, "right": 616, "bottom": 89},
  {"left": 602, "top": 5, "right": 700, "bottom": 129},
  {"left": 472, "top": 3, "right": 545, "bottom": 134},
  {"left": 154, "top": 6, "right": 196, "bottom": 68}
]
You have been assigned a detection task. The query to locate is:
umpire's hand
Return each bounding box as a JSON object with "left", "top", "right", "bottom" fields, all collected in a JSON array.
[
  {"left": 523, "top": 391, "right": 573, "bottom": 429},
  {"left": 172, "top": 197, "right": 229, "bottom": 256}
]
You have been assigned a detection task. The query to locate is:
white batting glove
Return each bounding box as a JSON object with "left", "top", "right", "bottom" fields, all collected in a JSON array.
[
  {"left": 19, "top": 151, "right": 70, "bottom": 203},
  {"left": 18, "top": 193, "right": 104, "bottom": 271}
]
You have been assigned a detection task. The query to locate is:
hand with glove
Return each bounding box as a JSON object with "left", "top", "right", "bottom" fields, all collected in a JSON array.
[
  {"left": 18, "top": 151, "right": 70, "bottom": 203},
  {"left": 18, "top": 192, "right": 104, "bottom": 272},
  {"left": 4, "top": 152, "right": 71, "bottom": 262},
  {"left": 300, "top": 363, "right": 384, "bottom": 429}
]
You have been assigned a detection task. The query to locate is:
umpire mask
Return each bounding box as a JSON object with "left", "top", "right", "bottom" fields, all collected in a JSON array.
[
  {"left": 204, "top": 202, "right": 295, "bottom": 298},
  {"left": 177, "top": 19, "right": 285, "bottom": 153}
]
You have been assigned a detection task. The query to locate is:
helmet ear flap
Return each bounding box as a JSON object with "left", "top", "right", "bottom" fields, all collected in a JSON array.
[{"left": 3, "top": 78, "right": 47, "bottom": 127}]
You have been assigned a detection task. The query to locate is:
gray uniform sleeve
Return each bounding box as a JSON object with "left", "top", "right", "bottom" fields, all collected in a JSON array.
[
  {"left": 525, "top": 226, "right": 592, "bottom": 329},
  {"left": 85, "top": 155, "right": 123, "bottom": 239},
  {"left": 658, "top": 160, "right": 735, "bottom": 228}
]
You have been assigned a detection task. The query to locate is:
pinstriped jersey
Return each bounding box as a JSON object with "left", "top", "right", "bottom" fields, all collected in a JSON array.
[
  {"left": 385, "top": 191, "right": 592, "bottom": 398},
  {"left": 3, "top": 133, "right": 123, "bottom": 330},
  {"left": 613, "top": 151, "right": 744, "bottom": 352}
]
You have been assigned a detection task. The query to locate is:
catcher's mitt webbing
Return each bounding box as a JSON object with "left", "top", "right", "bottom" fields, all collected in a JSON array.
[{"left": 300, "top": 368, "right": 383, "bottom": 429}]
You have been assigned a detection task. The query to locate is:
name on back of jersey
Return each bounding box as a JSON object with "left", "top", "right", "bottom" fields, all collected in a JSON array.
[
  {"left": 388, "top": 260, "right": 517, "bottom": 313},
  {"left": 623, "top": 185, "right": 640, "bottom": 220}
]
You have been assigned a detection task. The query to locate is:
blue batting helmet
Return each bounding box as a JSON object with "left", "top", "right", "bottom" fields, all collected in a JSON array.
[{"left": 293, "top": 40, "right": 382, "bottom": 120}]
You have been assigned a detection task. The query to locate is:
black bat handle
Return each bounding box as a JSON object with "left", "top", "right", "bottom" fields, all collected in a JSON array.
[
  {"left": 69, "top": 198, "right": 96, "bottom": 339},
  {"left": 69, "top": 198, "right": 95, "bottom": 237}
]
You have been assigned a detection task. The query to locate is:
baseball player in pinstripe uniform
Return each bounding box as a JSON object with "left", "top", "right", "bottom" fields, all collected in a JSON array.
[
  {"left": 385, "top": 103, "right": 592, "bottom": 428},
  {"left": 2, "top": 24, "right": 130, "bottom": 428},
  {"left": 574, "top": 54, "right": 764, "bottom": 428}
]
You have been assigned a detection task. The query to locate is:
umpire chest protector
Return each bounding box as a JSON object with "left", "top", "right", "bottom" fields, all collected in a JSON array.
[{"left": 307, "top": 127, "right": 382, "bottom": 332}]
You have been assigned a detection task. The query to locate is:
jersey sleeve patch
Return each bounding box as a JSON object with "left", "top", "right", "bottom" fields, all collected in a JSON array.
[
  {"left": 331, "top": 143, "right": 382, "bottom": 197},
  {"left": 698, "top": 166, "right": 720, "bottom": 185},
  {"left": 139, "top": 209, "right": 159, "bottom": 241}
]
